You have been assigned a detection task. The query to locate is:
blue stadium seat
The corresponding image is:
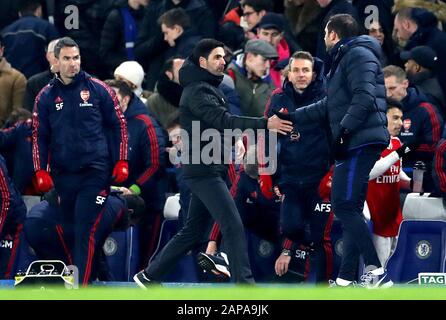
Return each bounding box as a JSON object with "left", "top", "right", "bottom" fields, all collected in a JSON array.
[
  {"left": 104, "top": 226, "right": 140, "bottom": 281},
  {"left": 151, "top": 219, "right": 199, "bottom": 282},
  {"left": 245, "top": 231, "right": 280, "bottom": 282},
  {"left": 386, "top": 220, "right": 446, "bottom": 284}
]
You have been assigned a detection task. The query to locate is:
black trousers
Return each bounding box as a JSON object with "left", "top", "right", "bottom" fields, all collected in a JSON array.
[
  {"left": 145, "top": 173, "right": 254, "bottom": 283},
  {"left": 331, "top": 145, "right": 382, "bottom": 281}
]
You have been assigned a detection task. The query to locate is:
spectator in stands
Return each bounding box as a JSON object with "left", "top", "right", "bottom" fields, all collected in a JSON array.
[
  {"left": 274, "top": 14, "right": 392, "bottom": 288},
  {"left": 400, "top": 46, "right": 445, "bottom": 117},
  {"left": 284, "top": 0, "right": 322, "bottom": 56},
  {"left": 134, "top": 0, "right": 215, "bottom": 90},
  {"left": 256, "top": 13, "right": 291, "bottom": 88},
  {"left": 366, "top": 20, "right": 397, "bottom": 67},
  {"left": 393, "top": 7, "right": 446, "bottom": 100},
  {"left": 106, "top": 79, "right": 166, "bottom": 268},
  {"left": 99, "top": 0, "right": 148, "bottom": 78},
  {"left": 227, "top": 39, "right": 278, "bottom": 117},
  {"left": 0, "top": 108, "right": 36, "bottom": 195},
  {"left": 263, "top": 51, "right": 332, "bottom": 283},
  {"left": 241, "top": 0, "right": 272, "bottom": 39},
  {"left": 0, "top": 153, "right": 27, "bottom": 279},
  {"left": 146, "top": 58, "right": 184, "bottom": 130},
  {"left": 383, "top": 65, "right": 444, "bottom": 192},
  {"left": 23, "top": 38, "right": 59, "bottom": 112},
  {"left": 158, "top": 8, "right": 202, "bottom": 61},
  {"left": 314, "top": 0, "right": 359, "bottom": 61},
  {"left": 1, "top": 0, "right": 59, "bottom": 78},
  {"left": 0, "top": 35, "right": 27, "bottom": 127},
  {"left": 32, "top": 37, "right": 129, "bottom": 286},
  {"left": 114, "top": 60, "right": 147, "bottom": 103},
  {"left": 366, "top": 100, "right": 411, "bottom": 267}
]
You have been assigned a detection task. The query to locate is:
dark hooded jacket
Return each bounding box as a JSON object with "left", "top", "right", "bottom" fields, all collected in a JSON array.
[
  {"left": 179, "top": 59, "right": 267, "bottom": 178},
  {"left": 405, "top": 9, "right": 446, "bottom": 99},
  {"left": 291, "top": 36, "right": 389, "bottom": 152}
]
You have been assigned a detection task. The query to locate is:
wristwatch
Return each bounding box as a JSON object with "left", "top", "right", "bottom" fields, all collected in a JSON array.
[{"left": 281, "top": 249, "right": 292, "bottom": 256}]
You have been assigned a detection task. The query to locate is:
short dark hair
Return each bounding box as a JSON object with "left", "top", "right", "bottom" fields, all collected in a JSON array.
[
  {"left": 54, "top": 37, "right": 79, "bottom": 58},
  {"left": 242, "top": 0, "right": 273, "bottom": 12},
  {"left": 161, "top": 56, "right": 181, "bottom": 74},
  {"left": 386, "top": 98, "right": 403, "bottom": 112},
  {"left": 326, "top": 14, "right": 359, "bottom": 40},
  {"left": 105, "top": 79, "right": 133, "bottom": 98},
  {"left": 288, "top": 51, "right": 314, "bottom": 71},
  {"left": 191, "top": 38, "right": 225, "bottom": 66},
  {"left": 158, "top": 8, "right": 191, "bottom": 29},
  {"left": 19, "top": 0, "right": 41, "bottom": 15}
]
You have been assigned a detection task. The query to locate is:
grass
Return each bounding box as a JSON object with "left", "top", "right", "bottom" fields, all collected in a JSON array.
[{"left": 2, "top": 284, "right": 446, "bottom": 300}]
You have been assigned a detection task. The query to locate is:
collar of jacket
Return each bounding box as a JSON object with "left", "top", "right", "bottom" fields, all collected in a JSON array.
[
  {"left": 54, "top": 70, "right": 86, "bottom": 87},
  {"left": 156, "top": 73, "right": 183, "bottom": 107}
]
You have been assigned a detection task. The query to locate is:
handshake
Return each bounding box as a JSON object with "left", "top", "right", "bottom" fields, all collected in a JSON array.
[{"left": 267, "top": 109, "right": 294, "bottom": 135}]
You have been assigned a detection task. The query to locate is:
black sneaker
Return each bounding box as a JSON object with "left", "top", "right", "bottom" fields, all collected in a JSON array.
[
  {"left": 133, "top": 270, "right": 154, "bottom": 289},
  {"left": 197, "top": 252, "right": 231, "bottom": 278}
]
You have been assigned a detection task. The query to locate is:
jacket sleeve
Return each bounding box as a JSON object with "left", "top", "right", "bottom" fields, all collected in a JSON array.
[
  {"left": 91, "top": 79, "right": 128, "bottom": 161},
  {"left": 340, "top": 48, "right": 381, "bottom": 132},
  {"left": 188, "top": 86, "right": 267, "bottom": 131},
  {"left": 292, "top": 97, "right": 328, "bottom": 126},
  {"left": 32, "top": 87, "right": 51, "bottom": 171},
  {"left": 0, "top": 163, "right": 11, "bottom": 234},
  {"left": 417, "top": 102, "right": 444, "bottom": 153},
  {"left": 12, "top": 72, "right": 26, "bottom": 111},
  {"left": 0, "top": 125, "right": 19, "bottom": 149},
  {"left": 134, "top": 115, "right": 162, "bottom": 189},
  {"left": 433, "top": 140, "right": 446, "bottom": 197}
]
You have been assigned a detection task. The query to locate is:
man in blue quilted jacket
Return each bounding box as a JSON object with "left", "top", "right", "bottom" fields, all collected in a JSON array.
[{"left": 275, "top": 14, "right": 392, "bottom": 288}]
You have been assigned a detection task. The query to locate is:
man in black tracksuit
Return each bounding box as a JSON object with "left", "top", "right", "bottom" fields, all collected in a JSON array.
[
  {"left": 32, "top": 38, "right": 129, "bottom": 286},
  {"left": 265, "top": 52, "right": 333, "bottom": 282},
  {"left": 133, "top": 39, "right": 293, "bottom": 286},
  {"left": 275, "top": 15, "right": 391, "bottom": 287}
]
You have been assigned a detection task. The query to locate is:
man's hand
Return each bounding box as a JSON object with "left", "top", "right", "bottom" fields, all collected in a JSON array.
[
  {"left": 112, "top": 160, "right": 129, "bottom": 184},
  {"left": 35, "top": 170, "right": 54, "bottom": 193},
  {"left": 205, "top": 241, "right": 218, "bottom": 255},
  {"left": 235, "top": 138, "right": 245, "bottom": 163},
  {"left": 267, "top": 115, "right": 293, "bottom": 135},
  {"left": 259, "top": 175, "right": 274, "bottom": 199},
  {"left": 275, "top": 253, "right": 291, "bottom": 276}
]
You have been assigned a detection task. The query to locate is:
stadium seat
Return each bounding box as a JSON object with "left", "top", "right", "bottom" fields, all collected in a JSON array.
[
  {"left": 245, "top": 231, "right": 280, "bottom": 282},
  {"left": 386, "top": 220, "right": 446, "bottom": 284},
  {"left": 104, "top": 226, "right": 140, "bottom": 281},
  {"left": 402, "top": 193, "right": 446, "bottom": 221}
]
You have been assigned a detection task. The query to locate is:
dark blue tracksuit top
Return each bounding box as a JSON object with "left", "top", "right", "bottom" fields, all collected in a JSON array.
[
  {"left": 0, "top": 120, "right": 34, "bottom": 193},
  {"left": 32, "top": 71, "right": 128, "bottom": 173},
  {"left": 122, "top": 95, "right": 166, "bottom": 193},
  {"left": 265, "top": 59, "right": 330, "bottom": 186}
]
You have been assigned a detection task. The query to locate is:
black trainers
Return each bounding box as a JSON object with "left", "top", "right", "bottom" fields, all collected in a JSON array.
[
  {"left": 197, "top": 252, "right": 231, "bottom": 279},
  {"left": 359, "top": 270, "right": 393, "bottom": 289},
  {"left": 133, "top": 270, "right": 154, "bottom": 289}
]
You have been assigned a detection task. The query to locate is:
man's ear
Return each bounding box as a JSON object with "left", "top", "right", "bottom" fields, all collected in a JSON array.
[
  {"left": 165, "top": 70, "right": 174, "bottom": 81},
  {"left": 402, "top": 79, "right": 409, "bottom": 89}
]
